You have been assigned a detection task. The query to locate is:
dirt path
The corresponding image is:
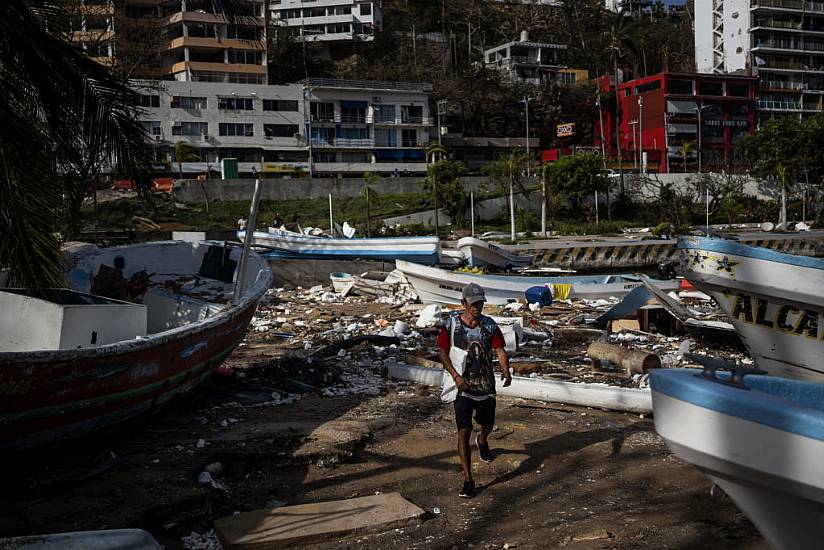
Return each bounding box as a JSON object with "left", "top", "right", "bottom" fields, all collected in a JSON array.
[{"left": 0, "top": 367, "right": 766, "bottom": 549}]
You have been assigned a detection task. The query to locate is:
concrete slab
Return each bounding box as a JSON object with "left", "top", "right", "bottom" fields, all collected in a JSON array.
[{"left": 214, "top": 492, "right": 425, "bottom": 549}]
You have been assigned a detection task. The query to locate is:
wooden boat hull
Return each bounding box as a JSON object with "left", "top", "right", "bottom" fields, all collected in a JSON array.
[
  {"left": 651, "top": 368, "right": 824, "bottom": 550},
  {"left": 679, "top": 236, "right": 824, "bottom": 381},
  {"left": 0, "top": 241, "right": 271, "bottom": 450},
  {"left": 395, "top": 260, "right": 680, "bottom": 305},
  {"left": 238, "top": 230, "right": 441, "bottom": 265}
]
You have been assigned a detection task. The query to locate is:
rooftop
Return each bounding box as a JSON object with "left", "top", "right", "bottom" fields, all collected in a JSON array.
[{"left": 305, "top": 78, "right": 433, "bottom": 93}]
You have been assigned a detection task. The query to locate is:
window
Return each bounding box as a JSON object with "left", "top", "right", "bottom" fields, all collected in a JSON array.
[
  {"left": 327, "top": 23, "right": 351, "bottom": 34},
  {"left": 141, "top": 121, "right": 162, "bottom": 136},
  {"left": 311, "top": 102, "right": 334, "bottom": 122},
  {"left": 699, "top": 81, "right": 724, "bottom": 96},
  {"left": 360, "top": 2, "right": 372, "bottom": 15},
  {"left": 171, "top": 96, "right": 207, "bottom": 109},
  {"left": 264, "top": 124, "right": 299, "bottom": 137},
  {"left": 401, "top": 105, "right": 423, "bottom": 123},
  {"left": 263, "top": 99, "right": 299, "bottom": 111},
  {"left": 375, "top": 128, "right": 396, "bottom": 147},
  {"left": 227, "top": 73, "right": 264, "bottom": 84},
  {"left": 374, "top": 104, "right": 396, "bottom": 123},
  {"left": 172, "top": 122, "right": 208, "bottom": 136},
  {"left": 340, "top": 152, "right": 369, "bottom": 163},
  {"left": 727, "top": 82, "right": 749, "bottom": 97},
  {"left": 401, "top": 129, "right": 417, "bottom": 147},
  {"left": 218, "top": 97, "right": 254, "bottom": 110},
  {"left": 668, "top": 79, "right": 694, "bottom": 95},
  {"left": 137, "top": 94, "right": 160, "bottom": 108},
  {"left": 219, "top": 123, "right": 254, "bottom": 137},
  {"left": 225, "top": 25, "right": 262, "bottom": 40},
  {"left": 227, "top": 50, "right": 262, "bottom": 65},
  {"left": 635, "top": 80, "right": 661, "bottom": 94}
]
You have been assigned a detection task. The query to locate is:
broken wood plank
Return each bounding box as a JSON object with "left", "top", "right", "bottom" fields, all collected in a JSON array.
[{"left": 214, "top": 492, "right": 425, "bottom": 549}]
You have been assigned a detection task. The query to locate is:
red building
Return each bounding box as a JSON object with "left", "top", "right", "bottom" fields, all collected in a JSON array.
[{"left": 594, "top": 73, "right": 757, "bottom": 173}]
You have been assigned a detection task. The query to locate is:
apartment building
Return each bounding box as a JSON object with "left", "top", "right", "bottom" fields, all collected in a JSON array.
[
  {"left": 594, "top": 72, "right": 757, "bottom": 173},
  {"left": 68, "top": 0, "right": 268, "bottom": 84},
  {"left": 133, "top": 80, "right": 305, "bottom": 176},
  {"left": 484, "top": 32, "right": 567, "bottom": 86},
  {"left": 132, "top": 78, "right": 433, "bottom": 177},
  {"left": 270, "top": 0, "right": 382, "bottom": 43},
  {"left": 306, "top": 78, "right": 432, "bottom": 176},
  {"left": 696, "top": 0, "right": 824, "bottom": 121}
]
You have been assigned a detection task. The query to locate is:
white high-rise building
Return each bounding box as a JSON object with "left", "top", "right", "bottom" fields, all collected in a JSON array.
[
  {"left": 270, "top": 0, "right": 382, "bottom": 44},
  {"left": 695, "top": 0, "right": 824, "bottom": 121}
]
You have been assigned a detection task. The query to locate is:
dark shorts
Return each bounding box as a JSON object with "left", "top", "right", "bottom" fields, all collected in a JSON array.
[{"left": 454, "top": 395, "right": 496, "bottom": 431}]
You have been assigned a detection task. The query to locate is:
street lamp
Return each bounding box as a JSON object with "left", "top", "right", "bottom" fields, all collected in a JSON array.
[
  {"left": 520, "top": 96, "right": 534, "bottom": 177},
  {"left": 628, "top": 120, "right": 638, "bottom": 170},
  {"left": 638, "top": 95, "right": 644, "bottom": 173},
  {"left": 695, "top": 103, "right": 711, "bottom": 173},
  {"left": 436, "top": 99, "right": 447, "bottom": 146}
]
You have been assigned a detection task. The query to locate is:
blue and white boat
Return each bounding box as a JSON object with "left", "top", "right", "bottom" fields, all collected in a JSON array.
[
  {"left": 395, "top": 260, "right": 680, "bottom": 305},
  {"left": 679, "top": 235, "right": 824, "bottom": 381},
  {"left": 237, "top": 229, "right": 441, "bottom": 265},
  {"left": 651, "top": 357, "right": 824, "bottom": 550}
]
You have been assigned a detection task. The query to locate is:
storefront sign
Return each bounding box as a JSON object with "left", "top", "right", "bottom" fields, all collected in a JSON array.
[{"left": 556, "top": 122, "right": 576, "bottom": 137}]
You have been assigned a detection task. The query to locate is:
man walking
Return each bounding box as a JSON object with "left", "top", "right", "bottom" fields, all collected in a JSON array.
[{"left": 439, "top": 283, "right": 511, "bottom": 498}]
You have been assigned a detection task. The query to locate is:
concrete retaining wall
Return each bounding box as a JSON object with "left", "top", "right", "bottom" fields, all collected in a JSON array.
[{"left": 173, "top": 176, "right": 493, "bottom": 203}]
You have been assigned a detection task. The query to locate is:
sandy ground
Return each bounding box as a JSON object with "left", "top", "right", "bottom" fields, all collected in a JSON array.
[{"left": 0, "top": 333, "right": 767, "bottom": 550}]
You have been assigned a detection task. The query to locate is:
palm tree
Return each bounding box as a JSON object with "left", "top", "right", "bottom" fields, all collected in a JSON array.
[
  {"left": 679, "top": 141, "right": 695, "bottom": 173},
  {"left": 0, "top": 0, "right": 252, "bottom": 290}
]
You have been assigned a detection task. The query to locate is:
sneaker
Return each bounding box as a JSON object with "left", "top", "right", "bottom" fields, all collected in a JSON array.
[
  {"left": 459, "top": 480, "right": 475, "bottom": 498},
  {"left": 476, "top": 435, "right": 494, "bottom": 463}
]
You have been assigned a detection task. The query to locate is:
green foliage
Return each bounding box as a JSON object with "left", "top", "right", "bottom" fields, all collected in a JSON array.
[
  {"left": 420, "top": 158, "right": 468, "bottom": 227},
  {"left": 544, "top": 153, "right": 606, "bottom": 213},
  {"left": 0, "top": 0, "right": 154, "bottom": 289},
  {"left": 501, "top": 207, "right": 539, "bottom": 233}
]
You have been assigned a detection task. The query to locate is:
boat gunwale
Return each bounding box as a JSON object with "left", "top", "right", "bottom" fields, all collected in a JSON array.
[
  {"left": 241, "top": 230, "right": 441, "bottom": 245},
  {"left": 0, "top": 240, "right": 272, "bottom": 363},
  {"left": 678, "top": 235, "right": 824, "bottom": 270}
]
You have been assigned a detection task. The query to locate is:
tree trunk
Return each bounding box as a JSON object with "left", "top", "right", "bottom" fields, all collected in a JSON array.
[{"left": 780, "top": 184, "right": 788, "bottom": 228}]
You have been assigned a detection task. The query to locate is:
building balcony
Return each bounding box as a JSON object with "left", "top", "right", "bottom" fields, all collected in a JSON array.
[
  {"left": 752, "top": 0, "right": 824, "bottom": 14},
  {"left": 758, "top": 99, "right": 803, "bottom": 110},
  {"left": 311, "top": 138, "right": 425, "bottom": 149},
  {"left": 166, "top": 36, "right": 264, "bottom": 52},
  {"left": 162, "top": 60, "right": 267, "bottom": 76},
  {"left": 760, "top": 79, "right": 804, "bottom": 89},
  {"left": 310, "top": 114, "right": 431, "bottom": 125},
  {"left": 163, "top": 11, "right": 265, "bottom": 26}
]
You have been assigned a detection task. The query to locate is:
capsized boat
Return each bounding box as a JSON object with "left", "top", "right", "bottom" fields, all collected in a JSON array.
[
  {"left": 395, "top": 260, "right": 680, "bottom": 305},
  {"left": 237, "top": 229, "right": 441, "bottom": 265},
  {"left": 0, "top": 240, "right": 271, "bottom": 450},
  {"left": 678, "top": 235, "right": 824, "bottom": 381},
  {"left": 457, "top": 237, "right": 532, "bottom": 269},
  {"left": 651, "top": 354, "right": 824, "bottom": 550}
]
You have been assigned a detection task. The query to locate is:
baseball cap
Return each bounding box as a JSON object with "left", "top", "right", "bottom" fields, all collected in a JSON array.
[{"left": 462, "top": 283, "right": 486, "bottom": 304}]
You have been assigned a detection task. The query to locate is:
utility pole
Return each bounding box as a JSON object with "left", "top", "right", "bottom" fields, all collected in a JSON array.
[
  {"left": 437, "top": 99, "right": 447, "bottom": 145},
  {"left": 301, "top": 25, "right": 314, "bottom": 177},
  {"left": 521, "top": 96, "right": 533, "bottom": 177},
  {"left": 638, "top": 95, "right": 644, "bottom": 173},
  {"left": 664, "top": 112, "right": 671, "bottom": 173},
  {"left": 596, "top": 85, "right": 611, "bottom": 220},
  {"left": 628, "top": 120, "right": 638, "bottom": 170},
  {"left": 696, "top": 103, "right": 709, "bottom": 173}
]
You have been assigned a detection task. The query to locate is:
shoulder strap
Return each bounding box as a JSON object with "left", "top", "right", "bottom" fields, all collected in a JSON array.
[{"left": 450, "top": 313, "right": 456, "bottom": 347}]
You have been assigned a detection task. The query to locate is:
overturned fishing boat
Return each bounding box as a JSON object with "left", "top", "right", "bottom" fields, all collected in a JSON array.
[
  {"left": 238, "top": 228, "right": 441, "bottom": 265},
  {"left": 396, "top": 260, "right": 680, "bottom": 305},
  {"left": 457, "top": 237, "right": 532, "bottom": 269},
  {"left": 651, "top": 355, "right": 824, "bottom": 550},
  {"left": 0, "top": 241, "right": 271, "bottom": 450},
  {"left": 679, "top": 235, "right": 824, "bottom": 381}
]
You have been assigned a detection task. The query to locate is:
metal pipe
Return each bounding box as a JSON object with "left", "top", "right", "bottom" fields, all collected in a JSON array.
[
  {"left": 470, "top": 189, "right": 475, "bottom": 237},
  {"left": 328, "top": 193, "right": 334, "bottom": 236}
]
